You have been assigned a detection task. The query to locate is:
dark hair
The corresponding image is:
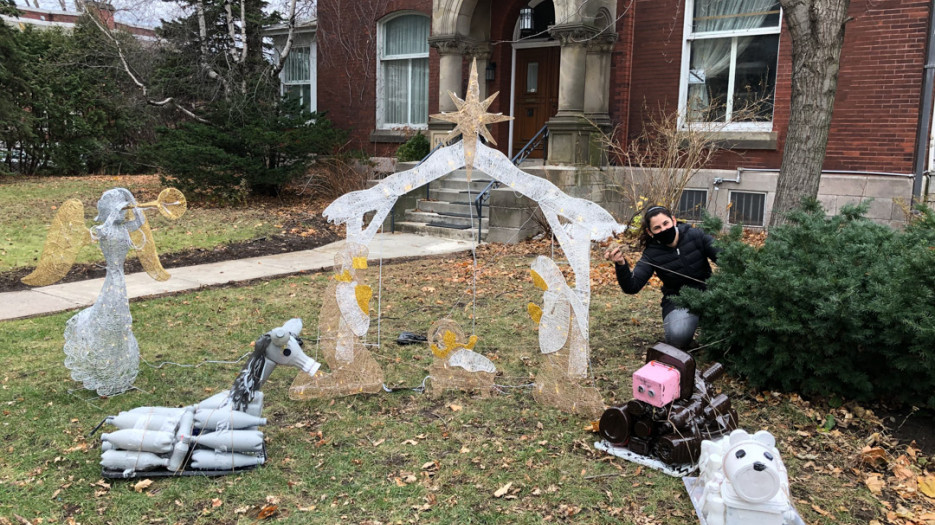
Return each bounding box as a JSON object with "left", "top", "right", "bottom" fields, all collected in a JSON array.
[{"left": 638, "top": 206, "right": 674, "bottom": 249}]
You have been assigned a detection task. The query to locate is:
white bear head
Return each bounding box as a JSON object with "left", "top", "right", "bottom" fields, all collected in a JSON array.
[{"left": 722, "top": 429, "right": 782, "bottom": 503}]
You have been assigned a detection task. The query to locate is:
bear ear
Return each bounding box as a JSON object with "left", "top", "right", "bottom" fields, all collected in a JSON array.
[
  {"left": 729, "top": 428, "right": 751, "bottom": 446},
  {"left": 752, "top": 430, "right": 776, "bottom": 448}
]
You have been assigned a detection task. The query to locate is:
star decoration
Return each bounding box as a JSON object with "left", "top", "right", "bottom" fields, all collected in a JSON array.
[{"left": 431, "top": 58, "right": 513, "bottom": 180}]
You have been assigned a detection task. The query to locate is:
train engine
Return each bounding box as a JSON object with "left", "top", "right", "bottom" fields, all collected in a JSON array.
[{"left": 598, "top": 343, "right": 738, "bottom": 468}]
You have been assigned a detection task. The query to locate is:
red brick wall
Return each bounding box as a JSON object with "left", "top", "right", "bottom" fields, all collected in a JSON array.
[
  {"left": 828, "top": 0, "right": 930, "bottom": 173},
  {"left": 316, "top": 0, "right": 436, "bottom": 156},
  {"left": 624, "top": 0, "right": 930, "bottom": 174},
  {"left": 317, "top": 0, "right": 931, "bottom": 172}
]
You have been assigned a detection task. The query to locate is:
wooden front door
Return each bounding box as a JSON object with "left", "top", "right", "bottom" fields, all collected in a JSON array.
[{"left": 512, "top": 46, "right": 559, "bottom": 158}]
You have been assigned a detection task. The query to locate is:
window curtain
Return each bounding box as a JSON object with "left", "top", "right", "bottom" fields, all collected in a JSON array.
[
  {"left": 384, "top": 15, "right": 429, "bottom": 57},
  {"left": 688, "top": 0, "right": 777, "bottom": 121},
  {"left": 284, "top": 47, "right": 310, "bottom": 83},
  {"left": 382, "top": 15, "right": 429, "bottom": 125}
]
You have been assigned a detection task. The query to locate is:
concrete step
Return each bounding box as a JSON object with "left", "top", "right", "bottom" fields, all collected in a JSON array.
[
  {"left": 394, "top": 221, "right": 484, "bottom": 242},
  {"left": 403, "top": 210, "right": 489, "bottom": 229},
  {"left": 415, "top": 199, "right": 489, "bottom": 217},
  {"left": 427, "top": 187, "right": 495, "bottom": 205},
  {"left": 432, "top": 177, "right": 497, "bottom": 192}
]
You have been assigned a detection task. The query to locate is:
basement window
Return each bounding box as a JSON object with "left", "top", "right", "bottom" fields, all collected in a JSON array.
[{"left": 728, "top": 191, "right": 766, "bottom": 226}]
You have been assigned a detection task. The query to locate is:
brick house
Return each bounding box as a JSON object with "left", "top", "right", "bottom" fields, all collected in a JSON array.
[
  {"left": 311, "top": 1, "right": 935, "bottom": 230},
  {"left": 3, "top": 2, "right": 156, "bottom": 38}
]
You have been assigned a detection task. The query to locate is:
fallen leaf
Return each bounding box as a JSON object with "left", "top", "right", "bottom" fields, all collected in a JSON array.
[
  {"left": 257, "top": 505, "right": 278, "bottom": 519},
  {"left": 448, "top": 403, "right": 463, "bottom": 412},
  {"left": 133, "top": 479, "right": 153, "bottom": 493},
  {"left": 860, "top": 446, "right": 889, "bottom": 468},
  {"left": 865, "top": 473, "right": 885, "bottom": 494},
  {"left": 211, "top": 498, "right": 222, "bottom": 508},
  {"left": 494, "top": 482, "right": 513, "bottom": 498},
  {"left": 372, "top": 438, "right": 385, "bottom": 447},
  {"left": 811, "top": 504, "right": 830, "bottom": 516},
  {"left": 919, "top": 475, "right": 935, "bottom": 499}
]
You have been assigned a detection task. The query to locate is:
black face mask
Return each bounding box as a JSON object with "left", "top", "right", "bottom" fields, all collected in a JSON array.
[{"left": 652, "top": 225, "right": 677, "bottom": 246}]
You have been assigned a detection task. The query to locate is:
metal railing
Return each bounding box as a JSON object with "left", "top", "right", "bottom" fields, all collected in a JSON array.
[{"left": 472, "top": 124, "right": 549, "bottom": 243}]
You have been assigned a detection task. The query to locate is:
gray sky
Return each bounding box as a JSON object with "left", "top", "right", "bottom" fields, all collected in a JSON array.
[{"left": 13, "top": 0, "right": 313, "bottom": 29}]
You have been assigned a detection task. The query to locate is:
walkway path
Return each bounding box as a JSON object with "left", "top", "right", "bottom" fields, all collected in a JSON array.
[{"left": 0, "top": 233, "right": 474, "bottom": 322}]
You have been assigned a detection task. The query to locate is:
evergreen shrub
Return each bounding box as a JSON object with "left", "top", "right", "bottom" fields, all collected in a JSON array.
[
  {"left": 679, "top": 200, "right": 935, "bottom": 408},
  {"left": 395, "top": 132, "right": 430, "bottom": 162},
  {"left": 155, "top": 101, "right": 347, "bottom": 202}
]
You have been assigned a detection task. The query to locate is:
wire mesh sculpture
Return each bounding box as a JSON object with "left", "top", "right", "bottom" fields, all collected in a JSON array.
[
  {"left": 289, "top": 243, "right": 385, "bottom": 399},
  {"left": 426, "top": 318, "right": 496, "bottom": 396},
  {"left": 527, "top": 256, "right": 605, "bottom": 417},
  {"left": 311, "top": 60, "right": 622, "bottom": 413},
  {"left": 98, "top": 319, "right": 321, "bottom": 478},
  {"left": 22, "top": 188, "right": 186, "bottom": 396}
]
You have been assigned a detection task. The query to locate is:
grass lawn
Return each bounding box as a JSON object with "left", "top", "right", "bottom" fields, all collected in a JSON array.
[
  {"left": 0, "top": 175, "right": 282, "bottom": 272},
  {"left": 0, "top": 246, "right": 906, "bottom": 524}
]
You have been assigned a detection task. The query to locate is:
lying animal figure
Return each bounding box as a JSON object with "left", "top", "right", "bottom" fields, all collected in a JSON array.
[{"left": 98, "top": 319, "right": 320, "bottom": 478}]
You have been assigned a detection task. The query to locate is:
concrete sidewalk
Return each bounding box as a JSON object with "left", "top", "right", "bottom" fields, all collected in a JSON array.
[{"left": 0, "top": 233, "right": 474, "bottom": 322}]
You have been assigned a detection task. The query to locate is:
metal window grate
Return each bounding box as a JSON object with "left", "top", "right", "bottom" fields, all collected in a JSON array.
[
  {"left": 677, "top": 189, "right": 707, "bottom": 221},
  {"left": 729, "top": 191, "right": 766, "bottom": 226}
]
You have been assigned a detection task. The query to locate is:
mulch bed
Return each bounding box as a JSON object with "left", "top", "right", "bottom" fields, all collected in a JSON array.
[{"left": 0, "top": 206, "right": 342, "bottom": 294}]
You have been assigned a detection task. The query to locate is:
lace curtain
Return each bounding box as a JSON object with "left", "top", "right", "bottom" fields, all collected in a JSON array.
[
  {"left": 382, "top": 15, "right": 429, "bottom": 126},
  {"left": 688, "top": 0, "right": 778, "bottom": 121}
]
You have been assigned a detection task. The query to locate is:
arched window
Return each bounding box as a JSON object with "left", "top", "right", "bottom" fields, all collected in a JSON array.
[{"left": 378, "top": 13, "right": 429, "bottom": 129}]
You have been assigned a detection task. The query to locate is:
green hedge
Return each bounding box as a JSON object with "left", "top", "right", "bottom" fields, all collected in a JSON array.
[
  {"left": 679, "top": 200, "right": 935, "bottom": 408},
  {"left": 395, "top": 132, "right": 430, "bottom": 162}
]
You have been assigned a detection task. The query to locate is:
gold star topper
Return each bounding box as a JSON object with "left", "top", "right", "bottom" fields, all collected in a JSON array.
[{"left": 431, "top": 58, "right": 513, "bottom": 180}]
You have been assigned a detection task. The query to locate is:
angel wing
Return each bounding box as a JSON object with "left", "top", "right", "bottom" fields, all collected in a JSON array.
[
  {"left": 129, "top": 217, "right": 170, "bottom": 281},
  {"left": 21, "top": 199, "right": 91, "bottom": 287}
]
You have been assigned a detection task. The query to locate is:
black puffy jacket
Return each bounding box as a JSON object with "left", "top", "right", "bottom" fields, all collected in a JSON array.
[{"left": 614, "top": 223, "right": 719, "bottom": 317}]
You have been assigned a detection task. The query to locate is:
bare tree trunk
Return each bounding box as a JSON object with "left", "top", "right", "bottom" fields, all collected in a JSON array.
[{"left": 769, "top": 0, "right": 851, "bottom": 228}]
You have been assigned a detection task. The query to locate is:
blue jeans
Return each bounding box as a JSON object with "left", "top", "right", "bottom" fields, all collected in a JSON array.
[{"left": 663, "top": 308, "right": 699, "bottom": 349}]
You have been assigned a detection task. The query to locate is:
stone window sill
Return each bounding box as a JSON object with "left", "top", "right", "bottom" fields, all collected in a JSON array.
[
  {"left": 679, "top": 130, "right": 778, "bottom": 150},
  {"left": 370, "top": 129, "right": 425, "bottom": 144}
]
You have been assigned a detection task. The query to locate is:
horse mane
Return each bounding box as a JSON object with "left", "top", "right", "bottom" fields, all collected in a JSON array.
[{"left": 230, "top": 334, "right": 270, "bottom": 412}]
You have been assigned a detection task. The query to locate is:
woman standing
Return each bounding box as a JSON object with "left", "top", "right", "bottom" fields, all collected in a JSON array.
[{"left": 604, "top": 206, "right": 719, "bottom": 349}]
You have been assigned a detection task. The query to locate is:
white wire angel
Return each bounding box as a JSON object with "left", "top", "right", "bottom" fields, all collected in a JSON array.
[{"left": 23, "top": 187, "right": 186, "bottom": 396}]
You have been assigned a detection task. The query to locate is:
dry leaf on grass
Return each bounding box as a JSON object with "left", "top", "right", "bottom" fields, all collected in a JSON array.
[
  {"left": 494, "top": 482, "right": 513, "bottom": 498},
  {"left": 865, "top": 474, "right": 886, "bottom": 494},
  {"left": 257, "top": 505, "right": 278, "bottom": 519},
  {"left": 132, "top": 479, "right": 153, "bottom": 493}
]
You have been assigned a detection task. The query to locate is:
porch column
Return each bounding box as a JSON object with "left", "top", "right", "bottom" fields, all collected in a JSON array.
[
  {"left": 547, "top": 24, "right": 599, "bottom": 165},
  {"left": 428, "top": 35, "right": 467, "bottom": 146},
  {"left": 584, "top": 34, "right": 616, "bottom": 126},
  {"left": 467, "top": 43, "right": 492, "bottom": 101}
]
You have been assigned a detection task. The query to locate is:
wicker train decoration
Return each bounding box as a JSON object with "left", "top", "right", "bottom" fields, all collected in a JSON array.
[
  {"left": 595, "top": 343, "right": 738, "bottom": 475},
  {"left": 97, "top": 319, "right": 320, "bottom": 478}
]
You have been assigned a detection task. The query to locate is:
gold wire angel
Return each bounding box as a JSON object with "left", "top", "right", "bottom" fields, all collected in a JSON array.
[{"left": 22, "top": 187, "right": 186, "bottom": 395}]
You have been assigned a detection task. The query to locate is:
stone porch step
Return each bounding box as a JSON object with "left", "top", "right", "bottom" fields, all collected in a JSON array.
[
  {"left": 403, "top": 210, "right": 489, "bottom": 229},
  {"left": 415, "top": 199, "right": 489, "bottom": 217},
  {"left": 394, "top": 221, "right": 482, "bottom": 242}
]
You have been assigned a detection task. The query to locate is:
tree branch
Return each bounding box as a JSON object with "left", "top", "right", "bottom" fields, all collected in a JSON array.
[
  {"left": 197, "top": 0, "right": 230, "bottom": 96},
  {"left": 271, "top": 0, "right": 299, "bottom": 78}
]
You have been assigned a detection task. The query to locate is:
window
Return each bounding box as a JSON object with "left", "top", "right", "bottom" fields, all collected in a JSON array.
[
  {"left": 677, "top": 189, "right": 708, "bottom": 221},
  {"left": 378, "top": 14, "right": 429, "bottom": 129},
  {"left": 680, "top": 0, "right": 781, "bottom": 130},
  {"left": 281, "top": 45, "right": 315, "bottom": 112},
  {"left": 729, "top": 191, "right": 766, "bottom": 226}
]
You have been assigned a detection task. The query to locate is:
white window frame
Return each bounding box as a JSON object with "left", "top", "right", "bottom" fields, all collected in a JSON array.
[
  {"left": 376, "top": 11, "right": 430, "bottom": 130},
  {"left": 677, "top": 0, "right": 782, "bottom": 132},
  {"left": 279, "top": 42, "right": 317, "bottom": 113}
]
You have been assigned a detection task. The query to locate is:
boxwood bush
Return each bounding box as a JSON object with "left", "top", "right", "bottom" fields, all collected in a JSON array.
[{"left": 679, "top": 200, "right": 935, "bottom": 408}]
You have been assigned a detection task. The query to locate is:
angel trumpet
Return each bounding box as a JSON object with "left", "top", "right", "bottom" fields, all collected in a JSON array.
[{"left": 125, "top": 188, "right": 187, "bottom": 220}]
